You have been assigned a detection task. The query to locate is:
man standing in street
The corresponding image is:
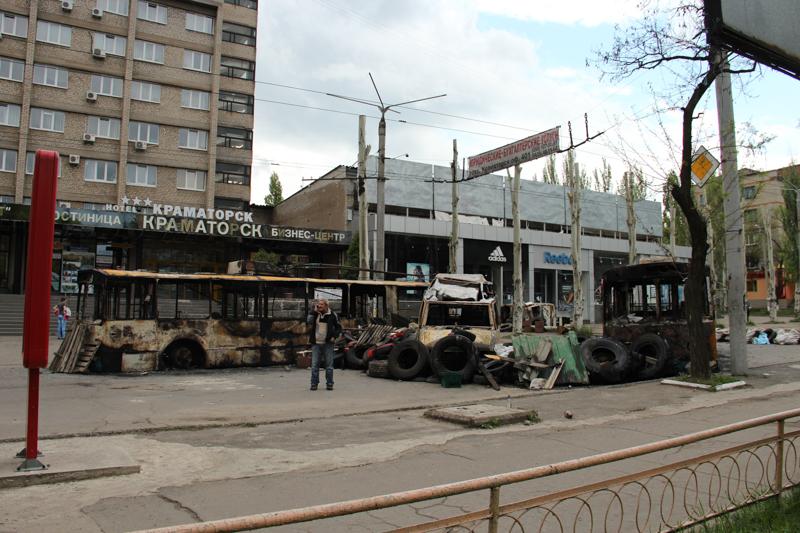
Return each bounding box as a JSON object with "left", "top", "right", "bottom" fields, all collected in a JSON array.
[{"left": 307, "top": 299, "right": 341, "bottom": 391}]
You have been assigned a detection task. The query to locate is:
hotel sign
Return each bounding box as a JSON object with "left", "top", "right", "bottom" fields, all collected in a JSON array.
[{"left": 468, "top": 126, "right": 560, "bottom": 178}]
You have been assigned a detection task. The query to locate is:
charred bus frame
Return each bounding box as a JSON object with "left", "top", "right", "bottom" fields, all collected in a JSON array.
[{"left": 66, "top": 269, "right": 426, "bottom": 373}]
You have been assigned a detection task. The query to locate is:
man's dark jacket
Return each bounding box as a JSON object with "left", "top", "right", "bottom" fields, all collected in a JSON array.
[{"left": 307, "top": 311, "right": 341, "bottom": 344}]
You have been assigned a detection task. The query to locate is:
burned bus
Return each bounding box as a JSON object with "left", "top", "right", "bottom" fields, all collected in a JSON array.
[
  {"left": 601, "top": 261, "right": 717, "bottom": 375},
  {"left": 51, "top": 269, "right": 426, "bottom": 373}
]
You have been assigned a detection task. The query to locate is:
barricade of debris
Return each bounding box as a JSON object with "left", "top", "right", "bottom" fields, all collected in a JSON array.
[{"left": 344, "top": 273, "right": 588, "bottom": 390}]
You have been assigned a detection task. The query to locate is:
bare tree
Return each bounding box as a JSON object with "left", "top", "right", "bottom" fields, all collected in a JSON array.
[
  {"left": 762, "top": 208, "right": 779, "bottom": 322},
  {"left": 592, "top": 158, "right": 613, "bottom": 193},
  {"left": 595, "top": 0, "right": 755, "bottom": 379},
  {"left": 542, "top": 154, "right": 559, "bottom": 185},
  {"left": 565, "top": 150, "right": 584, "bottom": 325}
]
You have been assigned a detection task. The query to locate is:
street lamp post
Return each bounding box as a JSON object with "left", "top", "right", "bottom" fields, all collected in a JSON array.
[{"left": 329, "top": 75, "right": 445, "bottom": 279}]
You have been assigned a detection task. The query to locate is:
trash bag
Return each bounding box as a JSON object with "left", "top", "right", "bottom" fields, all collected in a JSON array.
[
  {"left": 753, "top": 332, "right": 770, "bottom": 345},
  {"left": 774, "top": 329, "right": 800, "bottom": 345}
]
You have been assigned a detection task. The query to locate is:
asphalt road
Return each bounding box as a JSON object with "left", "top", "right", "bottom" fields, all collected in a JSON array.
[{"left": 0, "top": 338, "right": 799, "bottom": 532}]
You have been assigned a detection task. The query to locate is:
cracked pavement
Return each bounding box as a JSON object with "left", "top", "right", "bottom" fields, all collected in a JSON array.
[{"left": 0, "top": 339, "right": 799, "bottom": 531}]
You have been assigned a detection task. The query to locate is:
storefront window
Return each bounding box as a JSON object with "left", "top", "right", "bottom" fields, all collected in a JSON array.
[{"left": 557, "top": 270, "right": 574, "bottom": 316}]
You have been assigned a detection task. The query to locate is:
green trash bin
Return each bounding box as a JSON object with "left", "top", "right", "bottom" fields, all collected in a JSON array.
[{"left": 440, "top": 371, "right": 462, "bottom": 388}]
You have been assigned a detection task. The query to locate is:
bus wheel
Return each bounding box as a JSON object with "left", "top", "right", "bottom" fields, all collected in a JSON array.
[
  {"left": 631, "top": 333, "right": 670, "bottom": 380},
  {"left": 168, "top": 342, "right": 204, "bottom": 370}
]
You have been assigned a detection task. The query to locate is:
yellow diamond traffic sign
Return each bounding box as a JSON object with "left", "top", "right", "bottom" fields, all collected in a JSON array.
[{"left": 691, "top": 146, "right": 719, "bottom": 188}]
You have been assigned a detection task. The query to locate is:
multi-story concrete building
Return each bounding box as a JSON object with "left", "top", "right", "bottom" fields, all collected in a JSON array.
[
  {"left": 739, "top": 165, "right": 798, "bottom": 307},
  {"left": 0, "top": 0, "right": 281, "bottom": 292}
]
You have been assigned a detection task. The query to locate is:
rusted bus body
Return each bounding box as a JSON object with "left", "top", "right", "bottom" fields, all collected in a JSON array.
[
  {"left": 417, "top": 300, "right": 499, "bottom": 352},
  {"left": 75, "top": 269, "right": 426, "bottom": 372},
  {"left": 601, "top": 262, "right": 717, "bottom": 362}
]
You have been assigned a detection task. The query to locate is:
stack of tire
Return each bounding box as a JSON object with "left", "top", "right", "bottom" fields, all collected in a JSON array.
[
  {"left": 580, "top": 333, "right": 671, "bottom": 384},
  {"left": 368, "top": 331, "right": 478, "bottom": 383}
]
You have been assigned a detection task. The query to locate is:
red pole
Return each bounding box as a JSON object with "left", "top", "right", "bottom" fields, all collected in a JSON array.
[
  {"left": 18, "top": 150, "right": 58, "bottom": 472},
  {"left": 25, "top": 369, "right": 40, "bottom": 461}
]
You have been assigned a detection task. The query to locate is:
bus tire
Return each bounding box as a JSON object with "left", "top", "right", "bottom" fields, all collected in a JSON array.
[
  {"left": 166, "top": 341, "right": 205, "bottom": 370},
  {"left": 387, "top": 340, "right": 429, "bottom": 380},
  {"left": 345, "top": 345, "right": 367, "bottom": 370},
  {"left": 430, "top": 335, "right": 476, "bottom": 382},
  {"left": 631, "top": 333, "right": 670, "bottom": 380},
  {"left": 580, "top": 337, "right": 631, "bottom": 384}
]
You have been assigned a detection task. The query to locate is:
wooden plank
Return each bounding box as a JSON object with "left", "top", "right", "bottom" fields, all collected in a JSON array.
[
  {"left": 474, "top": 353, "right": 500, "bottom": 391},
  {"left": 484, "top": 354, "right": 549, "bottom": 369},
  {"left": 544, "top": 361, "right": 564, "bottom": 390}
]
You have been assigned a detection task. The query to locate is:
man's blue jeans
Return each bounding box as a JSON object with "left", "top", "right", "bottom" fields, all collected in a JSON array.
[
  {"left": 311, "top": 343, "right": 334, "bottom": 387},
  {"left": 57, "top": 316, "right": 66, "bottom": 339}
]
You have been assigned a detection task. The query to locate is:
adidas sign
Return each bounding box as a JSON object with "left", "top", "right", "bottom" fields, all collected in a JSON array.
[{"left": 488, "top": 246, "right": 507, "bottom": 263}]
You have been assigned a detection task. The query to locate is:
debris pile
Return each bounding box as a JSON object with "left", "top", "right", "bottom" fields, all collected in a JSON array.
[{"left": 717, "top": 327, "right": 800, "bottom": 345}]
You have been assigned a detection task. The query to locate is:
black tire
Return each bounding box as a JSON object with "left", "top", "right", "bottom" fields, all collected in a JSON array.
[
  {"left": 367, "top": 359, "right": 390, "bottom": 378},
  {"left": 387, "top": 340, "right": 429, "bottom": 380},
  {"left": 167, "top": 342, "right": 204, "bottom": 370},
  {"left": 430, "top": 335, "right": 477, "bottom": 382},
  {"left": 631, "top": 333, "right": 670, "bottom": 380},
  {"left": 345, "top": 345, "right": 368, "bottom": 369},
  {"left": 580, "top": 337, "right": 631, "bottom": 384}
]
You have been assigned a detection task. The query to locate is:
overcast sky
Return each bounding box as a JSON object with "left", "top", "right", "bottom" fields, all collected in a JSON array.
[{"left": 250, "top": 0, "right": 800, "bottom": 204}]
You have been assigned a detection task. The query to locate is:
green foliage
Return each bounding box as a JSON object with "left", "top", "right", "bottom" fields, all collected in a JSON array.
[
  {"left": 265, "top": 172, "right": 284, "bottom": 206},
  {"left": 662, "top": 171, "right": 691, "bottom": 247},
  {"left": 693, "top": 487, "right": 800, "bottom": 532},
  {"left": 592, "top": 158, "right": 613, "bottom": 193},
  {"left": 542, "top": 154, "right": 559, "bottom": 185},
  {"left": 617, "top": 166, "right": 648, "bottom": 200},
  {"left": 339, "top": 233, "right": 359, "bottom": 279},
  {"left": 252, "top": 249, "right": 279, "bottom": 266}
]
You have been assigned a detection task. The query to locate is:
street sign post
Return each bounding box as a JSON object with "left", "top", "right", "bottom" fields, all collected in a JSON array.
[
  {"left": 18, "top": 150, "right": 58, "bottom": 472},
  {"left": 691, "top": 146, "right": 720, "bottom": 188}
]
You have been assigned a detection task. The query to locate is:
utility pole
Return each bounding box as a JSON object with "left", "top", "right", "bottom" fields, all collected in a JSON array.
[
  {"left": 357, "top": 115, "right": 370, "bottom": 280},
  {"left": 511, "top": 164, "right": 523, "bottom": 334},
  {"left": 449, "top": 139, "right": 459, "bottom": 274},
  {"left": 624, "top": 171, "right": 637, "bottom": 265},
  {"left": 567, "top": 152, "right": 583, "bottom": 326},
  {"left": 328, "top": 75, "right": 445, "bottom": 280},
  {"left": 714, "top": 50, "right": 747, "bottom": 374}
]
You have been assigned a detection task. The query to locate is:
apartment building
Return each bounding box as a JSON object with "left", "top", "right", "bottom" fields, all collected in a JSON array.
[{"left": 0, "top": 0, "right": 287, "bottom": 292}]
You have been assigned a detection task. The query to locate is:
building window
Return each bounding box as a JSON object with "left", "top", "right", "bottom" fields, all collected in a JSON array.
[
  {"left": 26, "top": 152, "right": 62, "bottom": 177},
  {"left": 220, "top": 56, "right": 255, "bottom": 80},
  {"left": 0, "top": 57, "right": 24, "bottom": 82},
  {"left": 222, "top": 22, "right": 256, "bottom": 46},
  {"left": 0, "top": 103, "right": 21, "bottom": 127},
  {"left": 97, "top": 0, "right": 129, "bottom": 16},
  {"left": 36, "top": 21, "right": 72, "bottom": 47},
  {"left": 130, "top": 80, "right": 161, "bottom": 103},
  {"left": 177, "top": 169, "right": 206, "bottom": 191},
  {"left": 186, "top": 13, "right": 213, "bottom": 34},
  {"left": 179, "top": 128, "right": 208, "bottom": 150},
  {"left": 0, "top": 12, "right": 29, "bottom": 38},
  {"left": 746, "top": 279, "right": 758, "bottom": 293},
  {"left": 29, "top": 108, "right": 65, "bottom": 132},
  {"left": 181, "top": 89, "right": 209, "bottom": 110},
  {"left": 128, "top": 121, "right": 159, "bottom": 144},
  {"left": 93, "top": 33, "right": 127, "bottom": 56},
  {"left": 90, "top": 74, "right": 123, "bottom": 97},
  {"left": 183, "top": 50, "right": 211, "bottom": 72},
  {"left": 134, "top": 40, "right": 165, "bottom": 64},
  {"left": 216, "top": 126, "right": 252, "bottom": 150},
  {"left": 137, "top": 1, "right": 167, "bottom": 24},
  {"left": 87, "top": 116, "right": 121, "bottom": 139},
  {"left": 742, "top": 185, "right": 757, "bottom": 200},
  {"left": 0, "top": 149, "right": 16, "bottom": 173},
  {"left": 224, "top": 0, "right": 257, "bottom": 9},
  {"left": 127, "top": 163, "right": 157, "bottom": 187},
  {"left": 84, "top": 159, "right": 117, "bottom": 183},
  {"left": 218, "top": 91, "right": 254, "bottom": 114},
  {"left": 33, "top": 64, "right": 69, "bottom": 89},
  {"left": 215, "top": 161, "right": 250, "bottom": 185}
]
